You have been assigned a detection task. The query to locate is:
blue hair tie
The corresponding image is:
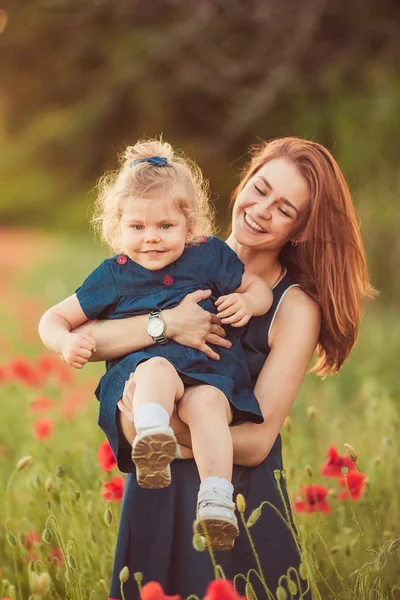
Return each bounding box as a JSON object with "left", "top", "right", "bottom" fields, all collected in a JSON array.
[{"left": 130, "top": 156, "right": 173, "bottom": 168}]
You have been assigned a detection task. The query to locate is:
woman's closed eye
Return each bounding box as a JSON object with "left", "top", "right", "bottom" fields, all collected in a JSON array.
[
  {"left": 254, "top": 184, "right": 292, "bottom": 218},
  {"left": 278, "top": 207, "right": 291, "bottom": 218}
]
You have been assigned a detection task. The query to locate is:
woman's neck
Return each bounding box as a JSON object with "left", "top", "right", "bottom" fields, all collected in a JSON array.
[{"left": 226, "top": 234, "right": 283, "bottom": 288}]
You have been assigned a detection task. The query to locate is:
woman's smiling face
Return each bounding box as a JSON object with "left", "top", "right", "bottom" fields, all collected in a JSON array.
[{"left": 232, "top": 158, "right": 310, "bottom": 251}]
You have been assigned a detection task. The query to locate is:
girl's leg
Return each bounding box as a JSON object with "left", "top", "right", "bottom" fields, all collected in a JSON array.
[
  {"left": 177, "top": 385, "right": 238, "bottom": 549},
  {"left": 130, "top": 357, "right": 184, "bottom": 489}
]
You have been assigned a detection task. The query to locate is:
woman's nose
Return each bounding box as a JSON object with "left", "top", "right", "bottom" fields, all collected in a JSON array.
[{"left": 255, "top": 198, "right": 272, "bottom": 220}]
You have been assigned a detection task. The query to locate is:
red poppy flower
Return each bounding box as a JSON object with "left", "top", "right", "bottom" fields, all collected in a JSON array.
[
  {"left": 36, "top": 353, "right": 74, "bottom": 385},
  {"left": 98, "top": 440, "right": 117, "bottom": 471},
  {"left": 9, "top": 357, "right": 42, "bottom": 387},
  {"left": 140, "top": 581, "right": 181, "bottom": 600},
  {"left": 49, "top": 545, "right": 64, "bottom": 566},
  {"left": 339, "top": 471, "right": 366, "bottom": 500},
  {"left": 204, "top": 579, "right": 246, "bottom": 600},
  {"left": 33, "top": 418, "right": 54, "bottom": 441},
  {"left": 0, "top": 365, "right": 9, "bottom": 384},
  {"left": 29, "top": 395, "right": 53, "bottom": 413},
  {"left": 102, "top": 477, "right": 125, "bottom": 502},
  {"left": 294, "top": 484, "right": 330, "bottom": 513},
  {"left": 23, "top": 530, "right": 41, "bottom": 548},
  {"left": 320, "top": 445, "right": 355, "bottom": 477}
]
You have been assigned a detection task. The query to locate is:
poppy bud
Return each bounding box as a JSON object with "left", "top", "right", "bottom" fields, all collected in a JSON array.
[
  {"left": 42, "top": 528, "right": 53, "bottom": 544},
  {"left": 45, "top": 477, "right": 53, "bottom": 493},
  {"left": 119, "top": 566, "right": 129, "bottom": 583},
  {"left": 283, "top": 416, "right": 292, "bottom": 432},
  {"left": 16, "top": 456, "right": 32, "bottom": 471},
  {"left": 276, "top": 585, "right": 287, "bottom": 600},
  {"left": 306, "top": 406, "right": 317, "bottom": 419},
  {"left": 389, "top": 539, "right": 400, "bottom": 552},
  {"left": 246, "top": 582, "right": 256, "bottom": 600},
  {"left": 305, "top": 465, "right": 313, "bottom": 478},
  {"left": 192, "top": 532, "right": 205, "bottom": 552},
  {"left": 299, "top": 562, "right": 308, "bottom": 580},
  {"left": 344, "top": 443, "right": 357, "bottom": 463},
  {"left": 287, "top": 579, "right": 297, "bottom": 596},
  {"left": 247, "top": 507, "right": 262, "bottom": 528},
  {"left": 236, "top": 493, "right": 246, "bottom": 514}
]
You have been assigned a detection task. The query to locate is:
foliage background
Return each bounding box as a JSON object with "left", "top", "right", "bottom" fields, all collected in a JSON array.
[{"left": 1, "top": 0, "right": 400, "bottom": 301}]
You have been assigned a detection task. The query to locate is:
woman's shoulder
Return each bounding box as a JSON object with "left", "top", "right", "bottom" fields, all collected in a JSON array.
[{"left": 269, "top": 285, "right": 321, "bottom": 348}]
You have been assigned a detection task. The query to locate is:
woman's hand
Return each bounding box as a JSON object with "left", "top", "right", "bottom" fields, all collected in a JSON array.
[{"left": 163, "top": 290, "right": 231, "bottom": 361}]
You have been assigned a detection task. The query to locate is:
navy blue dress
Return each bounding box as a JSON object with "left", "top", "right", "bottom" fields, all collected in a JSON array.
[
  {"left": 108, "top": 273, "right": 311, "bottom": 600},
  {"left": 76, "top": 236, "right": 263, "bottom": 471}
]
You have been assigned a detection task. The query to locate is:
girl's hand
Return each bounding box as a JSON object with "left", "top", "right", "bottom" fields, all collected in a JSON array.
[
  {"left": 215, "top": 293, "right": 252, "bottom": 327},
  {"left": 60, "top": 332, "right": 96, "bottom": 369},
  {"left": 163, "top": 290, "right": 231, "bottom": 361}
]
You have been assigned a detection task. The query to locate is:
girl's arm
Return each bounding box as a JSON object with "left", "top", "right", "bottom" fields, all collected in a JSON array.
[
  {"left": 215, "top": 271, "right": 273, "bottom": 327},
  {"left": 230, "top": 287, "right": 321, "bottom": 466},
  {"left": 39, "top": 295, "right": 96, "bottom": 369},
  {"left": 74, "top": 289, "right": 231, "bottom": 362}
]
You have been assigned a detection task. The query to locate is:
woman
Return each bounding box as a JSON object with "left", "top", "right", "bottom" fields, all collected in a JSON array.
[{"left": 78, "top": 137, "right": 373, "bottom": 598}]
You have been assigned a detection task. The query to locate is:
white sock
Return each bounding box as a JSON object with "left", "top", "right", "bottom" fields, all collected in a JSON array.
[
  {"left": 133, "top": 403, "right": 170, "bottom": 434},
  {"left": 199, "top": 476, "right": 233, "bottom": 501}
]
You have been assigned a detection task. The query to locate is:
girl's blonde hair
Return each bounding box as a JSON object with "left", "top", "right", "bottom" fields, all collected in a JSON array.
[
  {"left": 231, "top": 137, "right": 377, "bottom": 377},
  {"left": 92, "top": 138, "right": 216, "bottom": 252}
]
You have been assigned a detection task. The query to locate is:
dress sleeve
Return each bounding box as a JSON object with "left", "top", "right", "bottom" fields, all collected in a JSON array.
[
  {"left": 208, "top": 236, "right": 245, "bottom": 296},
  {"left": 75, "top": 260, "right": 119, "bottom": 319}
]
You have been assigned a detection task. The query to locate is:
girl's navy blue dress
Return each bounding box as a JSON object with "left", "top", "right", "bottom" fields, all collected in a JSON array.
[
  {"left": 107, "top": 272, "right": 310, "bottom": 600},
  {"left": 76, "top": 236, "right": 263, "bottom": 471}
]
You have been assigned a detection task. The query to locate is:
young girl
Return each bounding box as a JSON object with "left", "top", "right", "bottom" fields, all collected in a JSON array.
[{"left": 38, "top": 139, "right": 272, "bottom": 549}]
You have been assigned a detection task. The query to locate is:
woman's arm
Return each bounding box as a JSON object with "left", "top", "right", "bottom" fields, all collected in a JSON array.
[
  {"left": 74, "top": 289, "right": 231, "bottom": 362},
  {"left": 231, "top": 287, "right": 321, "bottom": 467}
]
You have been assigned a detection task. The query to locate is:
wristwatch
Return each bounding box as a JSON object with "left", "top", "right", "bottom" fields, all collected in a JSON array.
[{"left": 146, "top": 310, "right": 168, "bottom": 345}]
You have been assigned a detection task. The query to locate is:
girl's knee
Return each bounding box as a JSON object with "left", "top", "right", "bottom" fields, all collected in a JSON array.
[
  {"left": 180, "top": 386, "right": 231, "bottom": 421},
  {"left": 135, "top": 357, "right": 173, "bottom": 375}
]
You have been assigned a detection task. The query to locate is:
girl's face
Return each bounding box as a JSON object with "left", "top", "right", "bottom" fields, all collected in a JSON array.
[
  {"left": 232, "top": 158, "right": 310, "bottom": 251},
  {"left": 119, "top": 195, "right": 188, "bottom": 270}
]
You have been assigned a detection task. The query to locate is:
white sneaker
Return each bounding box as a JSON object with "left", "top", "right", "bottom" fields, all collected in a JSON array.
[
  {"left": 131, "top": 425, "right": 176, "bottom": 489},
  {"left": 195, "top": 491, "right": 239, "bottom": 551}
]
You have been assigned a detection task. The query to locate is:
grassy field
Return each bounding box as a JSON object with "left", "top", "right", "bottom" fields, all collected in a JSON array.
[{"left": 0, "top": 229, "right": 399, "bottom": 600}]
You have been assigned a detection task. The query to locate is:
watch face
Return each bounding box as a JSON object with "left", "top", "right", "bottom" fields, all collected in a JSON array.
[{"left": 147, "top": 317, "right": 165, "bottom": 337}]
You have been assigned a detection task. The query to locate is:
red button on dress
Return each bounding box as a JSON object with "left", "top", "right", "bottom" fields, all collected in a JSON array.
[
  {"left": 163, "top": 274, "right": 174, "bottom": 286},
  {"left": 199, "top": 236, "right": 207, "bottom": 243},
  {"left": 117, "top": 256, "right": 127, "bottom": 265}
]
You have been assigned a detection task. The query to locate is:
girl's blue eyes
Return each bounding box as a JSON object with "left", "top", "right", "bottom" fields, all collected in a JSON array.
[
  {"left": 130, "top": 224, "right": 174, "bottom": 230},
  {"left": 253, "top": 184, "right": 291, "bottom": 218}
]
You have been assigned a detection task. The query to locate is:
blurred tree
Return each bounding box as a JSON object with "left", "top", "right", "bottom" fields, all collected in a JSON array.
[{"left": 0, "top": 0, "right": 399, "bottom": 300}]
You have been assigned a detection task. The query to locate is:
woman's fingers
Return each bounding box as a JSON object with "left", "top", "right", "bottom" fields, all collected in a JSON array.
[
  {"left": 205, "top": 333, "right": 232, "bottom": 348},
  {"left": 117, "top": 400, "right": 134, "bottom": 422},
  {"left": 198, "top": 342, "right": 220, "bottom": 361},
  {"left": 210, "top": 313, "right": 223, "bottom": 328}
]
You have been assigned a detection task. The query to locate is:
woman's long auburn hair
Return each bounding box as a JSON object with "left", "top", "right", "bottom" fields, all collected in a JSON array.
[{"left": 231, "top": 137, "right": 376, "bottom": 377}]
